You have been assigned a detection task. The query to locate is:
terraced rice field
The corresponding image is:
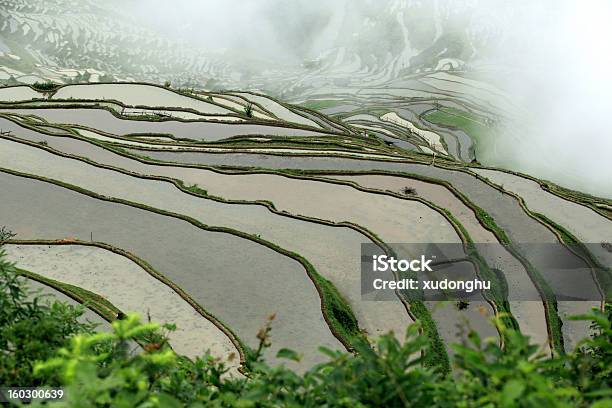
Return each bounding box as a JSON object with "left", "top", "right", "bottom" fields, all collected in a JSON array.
[
  {"left": 331, "top": 174, "right": 550, "bottom": 350},
  {"left": 472, "top": 168, "right": 612, "bottom": 266},
  {"left": 0, "top": 138, "right": 413, "bottom": 347},
  {"left": 0, "top": 124, "right": 504, "bottom": 346},
  {"left": 117, "top": 150, "right": 606, "bottom": 347},
  {"left": 0, "top": 108, "right": 335, "bottom": 140},
  {"left": 0, "top": 172, "right": 341, "bottom": 369},
  {"left": 52, "top": 84, "right": 234, "bottom": 115},
  {"left": 0, "top": 86, "right": 41, "bottom": 101},
  {"left": 0, "top": 82, "right": 609, "bottom": 372},
  {"left": 381, "top": 112, "right": 448, "bottom": 154},
  {"left": 4, "top": 244, "right": 241, "bottom": 369},
  {"left": 229, "top": 92, "right": 321, "bottom": 128},
  {"left": 25, "top": 132, "right": 489, "bottom": 344}
]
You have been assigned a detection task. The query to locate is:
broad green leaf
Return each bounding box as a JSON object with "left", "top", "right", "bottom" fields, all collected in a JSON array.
[{"left": 501, "top": 379, "right": 525, "bottom": 405}]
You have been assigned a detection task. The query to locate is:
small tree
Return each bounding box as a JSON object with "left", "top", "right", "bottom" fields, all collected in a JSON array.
[
  {"left": 456, "top": 300, "right": 470, "bottom": 310},
  {"left": 163, "top": 80, "right": 171, "bottom": 88},
  {"left": 244, "top": 102, "right": 254, "bottom": 118},
  {"left": 0, "top": 226, "right": 16, "bottom": 244},
  {"left": 31, "top": 82, "right": 57, "bottom": 91},
  {"left": 402, "top": 186, "right": 417, "bottom": 196}
]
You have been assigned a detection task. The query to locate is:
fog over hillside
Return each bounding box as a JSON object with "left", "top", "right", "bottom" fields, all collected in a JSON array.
[
  {"left": 121, "top": 0, "right": 347, "bottom": 63},
  {"left": 124, "top": 0, "right": 612, "bottom": 195},
  {"left": 119, "top": 0, "right": 499, "bottom": 67},
  {"left": 475, "top": 0, "right": 612, "bottom": 197},
  {"left": 1, "top": 0, "right": 611, "bottom": 195}
]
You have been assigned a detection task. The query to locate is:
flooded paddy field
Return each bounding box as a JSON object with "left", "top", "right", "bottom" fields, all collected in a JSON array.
[
  {"left": 5, "top": 244, "right": 241, "bottom": 367},
  {"left": 291, "top": 107, "right": 349, "bottom": 133},
  {"left": 394, "top": 106, "right": 472, "bottom": 161},
  {"left": 0, "top": 138, "right": 414, "bottom": 344},
  {"left": 4, "top": 125, "right": 461, "bottom": 255},
  {"left": 3, "top": 130, "right": 506, "bottom": 346},
  {"left": 229, "top": 92, "right": 321, "bottom": 128},
  {"left": 0, "top": 86, "right": 42, "bottom": 102},
  {"left": 122, "top": 150, "right": 601, "bottom": 346},
  {"left": 0, "top": 108, "right": 334, "bottom": 141},
  {"left": 428, "top": 300, "right": 499, "bottom": 353},
  {"left": 0, "top": 171, "right": 340, "bottom": 369},
  {"left": 331, "top": 174, "right": 550, "bottom": 349},
  {"left": 125, "top": 150, "right": 592, "bottom": 270},
  {"left": 123, "top": 150, "right": 602, "bottom": 268},
  {"left": 473, "top": 168, "right": 612, "bottom": 266},
  {"left": 52, "top": 84, "right": 234, "bottom": 115},
  {"left": 0, "top": 67, "right": 607, "bottom": 368}
]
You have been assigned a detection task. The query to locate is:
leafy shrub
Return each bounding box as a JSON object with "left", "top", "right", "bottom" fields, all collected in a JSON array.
[
  {"left": 0, "top": 226, "right": 16, "bottom": 243},
  {"left": 0, "top": 251, "right": 96, "bottom": 387},
  {"left": 455, "top": 300, "right": 470, "bottom": 310},
  {"left": 31, "top": 82, "right": 58, "bottom": 91},
  {"left": 401, "top": 186, "right": 417, "bottom": 196}
]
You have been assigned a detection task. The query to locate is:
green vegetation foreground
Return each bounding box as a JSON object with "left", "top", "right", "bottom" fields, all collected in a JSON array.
[{"left": 0, "top": 250, "right": 610, "bottom": 407}]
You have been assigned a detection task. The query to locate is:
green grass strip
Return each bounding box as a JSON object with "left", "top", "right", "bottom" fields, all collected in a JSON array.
[{"left": 17, "top": 268, "right": 120, "bottom": 322}]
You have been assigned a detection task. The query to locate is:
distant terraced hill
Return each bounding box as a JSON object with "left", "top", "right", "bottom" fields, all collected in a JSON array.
[
  {"left": 0, "top": 0, "right": 236, "bottom": 87},
  {"left": 0, "top": 0, "right": 503, "bottom": 91}
]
